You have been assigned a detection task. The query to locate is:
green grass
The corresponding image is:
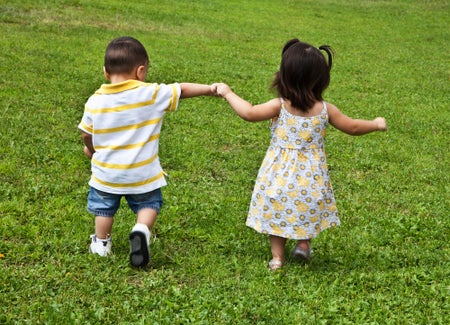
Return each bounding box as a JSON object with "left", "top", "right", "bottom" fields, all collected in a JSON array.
[{"left": 1, "top": 0, "right": 449, "bottom": 323}]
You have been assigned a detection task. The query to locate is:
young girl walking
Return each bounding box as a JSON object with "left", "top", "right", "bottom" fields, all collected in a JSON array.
[{"left": 215, "top": 38, "right": 387, "bottom": 270}]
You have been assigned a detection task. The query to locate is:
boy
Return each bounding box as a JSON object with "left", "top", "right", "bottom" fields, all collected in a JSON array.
[{"left": 79, "top": 36, "right": 217, "bottom": 267}]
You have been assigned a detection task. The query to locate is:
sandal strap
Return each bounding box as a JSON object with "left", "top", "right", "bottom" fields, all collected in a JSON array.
[{"left": 269, "top": 259, "right": 284, "bottom": 270}]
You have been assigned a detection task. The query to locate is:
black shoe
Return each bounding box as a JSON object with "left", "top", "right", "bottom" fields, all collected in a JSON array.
[{"left": 129, "top": 231, "right": 150, "bottom": 267}]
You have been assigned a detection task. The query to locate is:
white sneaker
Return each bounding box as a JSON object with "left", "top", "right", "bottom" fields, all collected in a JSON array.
[
  {"left": 89, "top": 234, "right": 112, "bottom": 256},
  {"left": 129, "top": 223, "right": 151, "bottom": 267}
]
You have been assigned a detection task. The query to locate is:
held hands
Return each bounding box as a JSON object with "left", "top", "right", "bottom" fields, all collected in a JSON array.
[
  {"left": 374, "top": 117, "right": 387, "bottom": 131},
  {"left": 211, "top": 83, "right": 232, "bottom": 99}
]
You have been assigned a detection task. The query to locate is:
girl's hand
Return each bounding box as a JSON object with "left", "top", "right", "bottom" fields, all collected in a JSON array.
[
  {"left": 210, "top": 83, "right": 223, "bottom": 96},
  {"left": 213, "top": 83, "right": 232, "bottom": 99},
  {"left": 374, "top": 117, "right": 387, "bottom": 131}
]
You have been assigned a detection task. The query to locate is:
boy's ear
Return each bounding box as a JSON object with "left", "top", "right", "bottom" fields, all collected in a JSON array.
[
  {"left": 136, "top": 65, "right": 147, "bottom": 81},
  {"left": 103, "top": 66, "right": 111, "bottom": 80}
]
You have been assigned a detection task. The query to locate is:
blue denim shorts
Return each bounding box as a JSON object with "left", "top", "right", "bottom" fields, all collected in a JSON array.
[{"left": 87, "top": 187, "right": 163, "bottom": 217}]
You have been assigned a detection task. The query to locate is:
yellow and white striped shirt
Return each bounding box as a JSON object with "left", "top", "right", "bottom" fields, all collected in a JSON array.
[{"left": 79, "top": 80, "right": 181, "bottom": 194}]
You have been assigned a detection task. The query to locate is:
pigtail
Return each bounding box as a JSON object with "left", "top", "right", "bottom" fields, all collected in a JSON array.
[
  {"left": 319, "top": 45, "right": 334, "bottom": 70},
  {"left": 282, "top": 38, "right": 300, "bottom": 55}
]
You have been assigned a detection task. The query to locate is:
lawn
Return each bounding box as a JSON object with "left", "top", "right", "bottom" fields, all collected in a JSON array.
[{"left": 0, "top": 0, "right": 449, "bottom": 323}]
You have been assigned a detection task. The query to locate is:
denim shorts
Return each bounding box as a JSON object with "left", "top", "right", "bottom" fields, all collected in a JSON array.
[{"left": 87, "top": 187, "right": 163, "bottom": 217}]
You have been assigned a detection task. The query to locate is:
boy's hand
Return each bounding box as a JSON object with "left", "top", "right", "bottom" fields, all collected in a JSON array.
[
  {"left": 374, "top": 117, "right": 387, "bottom": 131},
  {"left": 210, "top": 83, "right": 219, "bottom": 96},
  {"left": 213, "top": 83, "right": 232, "bottom": 99},
  {"left": 83, "top": 146, "right": 94, "bottom": 159}
]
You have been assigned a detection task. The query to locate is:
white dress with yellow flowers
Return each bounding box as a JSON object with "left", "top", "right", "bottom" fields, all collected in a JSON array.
[{"left": 246, "top": 101, "right": 340, "bottom": 240}]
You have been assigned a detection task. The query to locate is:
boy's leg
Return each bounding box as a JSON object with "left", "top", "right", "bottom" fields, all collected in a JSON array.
[
  {"left": 87, "top": 187, "right": 120, "bottom": 257},
  {"left": 127, "top": 189, "right": 162, "bottom": 267},
  {"left": 136, "top": 207, "right": 158, "bottom": 229},
  {"left": 129, "top": 208, "right": 157, "bottom": 267},
  {"left": 95, "top": 216, "right": 114, "bottom": 239},
  {"left": 90, "top": 216, "right": 114, "bottom": 256}
]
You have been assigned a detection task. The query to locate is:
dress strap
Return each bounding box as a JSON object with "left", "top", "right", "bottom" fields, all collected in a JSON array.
[{"left": 271, "top": 98, "right": 284, "bottom": 127}]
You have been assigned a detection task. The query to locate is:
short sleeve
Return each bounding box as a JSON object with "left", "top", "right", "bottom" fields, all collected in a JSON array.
[
  {"left": 78, "top": 102, "right": 93, "bottom": 134},
  {"left": 163, "top": 83, "right": 181, "bottom": 113}
]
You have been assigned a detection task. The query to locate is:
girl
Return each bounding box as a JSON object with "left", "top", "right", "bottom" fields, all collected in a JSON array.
[{"left": 215, "top": 39, "right": 387, "bottom": 270}]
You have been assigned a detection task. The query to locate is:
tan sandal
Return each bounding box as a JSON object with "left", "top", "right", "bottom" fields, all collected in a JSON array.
[{"left": 268, "top": 259, "right": 284, "bottom": 270}]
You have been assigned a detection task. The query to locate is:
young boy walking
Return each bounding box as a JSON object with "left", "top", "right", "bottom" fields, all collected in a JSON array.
[{"left": 78, "top": 36, "right": 218, "bottom": 267}]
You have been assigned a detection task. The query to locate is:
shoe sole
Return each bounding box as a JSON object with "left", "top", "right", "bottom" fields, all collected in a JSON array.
[{"left": 129, "top": 231, "right": 149, "bottom": 267}]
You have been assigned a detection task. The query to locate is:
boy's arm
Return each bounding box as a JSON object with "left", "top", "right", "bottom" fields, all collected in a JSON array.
[
  {"left": 81, "top": 131, "right": 95, "bottom": 158},
  {"left": 327, "top": 103, "right": 387, "bottom": 135},
  {"left": 180, "top": 83, "right": 216, "bottom": 98}
]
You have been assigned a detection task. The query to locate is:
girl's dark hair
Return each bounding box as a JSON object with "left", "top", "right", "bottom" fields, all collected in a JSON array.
[
  {"left": 271, "top": 38, "right": 334, "bottom": 112},
  {"left": 104, "top": 36, "right": 149, "bottom": 75}
]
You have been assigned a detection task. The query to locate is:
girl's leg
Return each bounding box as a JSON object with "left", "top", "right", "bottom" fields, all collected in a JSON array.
[
  {"left": 293, "top": 239, "right": 312, "bottom": 261},
  {"left": 295, "top": 239, "right": 310, "bottom": 251},
  {"left": 269, "top": 235, "right": 287, "bottom": 262}
]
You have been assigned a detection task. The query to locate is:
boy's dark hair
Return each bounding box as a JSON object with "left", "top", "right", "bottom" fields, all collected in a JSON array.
[
  {"left": 104, "top": 36, "right": 149, "bottom": 75},
  {"left": 271, "top": 38, "right": 334, "bottom": 112}
]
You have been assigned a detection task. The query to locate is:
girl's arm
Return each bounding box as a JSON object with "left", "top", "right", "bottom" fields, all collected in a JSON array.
[
  {"left": 180, "top": 83, "right": 217, "bottom": 98},
  {"left": 327, "top": 103, "right": 387, "bottom": 135},
  {"left": 216, "top": 83, "right": 281, "bottom": 122}
]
